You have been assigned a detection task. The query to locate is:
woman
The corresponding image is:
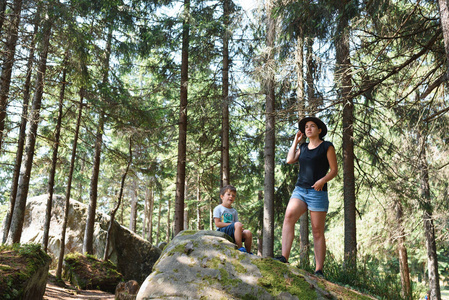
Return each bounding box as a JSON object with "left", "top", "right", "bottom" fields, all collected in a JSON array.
[{"left": 275, "top": 116, "right": 338, "bottom": 278}]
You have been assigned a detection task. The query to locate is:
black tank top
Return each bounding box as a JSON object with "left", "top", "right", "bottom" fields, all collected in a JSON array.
[{"left": 295, "top": 141, "right": 333, "bottom": 191}]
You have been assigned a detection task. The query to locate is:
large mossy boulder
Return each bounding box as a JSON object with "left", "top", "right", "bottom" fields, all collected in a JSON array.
[
  {"left": 63, "top": 252, "right": 123, "bottom": 293},
  {"left": 3, "top": 194, "right": 161, "bottom": 283},
  {"left": 0, "top": 244, "right": 51, "bottom": 300},
  {"left": 137, "top": 230, "right": 376, "bottom": 300}
]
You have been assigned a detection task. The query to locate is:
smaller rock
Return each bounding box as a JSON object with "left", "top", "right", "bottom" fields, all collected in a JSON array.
[
  {"left": 116, "top": 280, "right": 140, "bottom": 300},
  {"left": 63, "top": 252, "right": 123, "bottom": 294}
]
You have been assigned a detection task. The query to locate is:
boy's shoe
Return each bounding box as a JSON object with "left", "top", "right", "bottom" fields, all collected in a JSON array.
[
  {"left": 238, "top": 247, "right": 247, "bottom": 253},
  {"left": 274, "top": 255, "right": 288, "bottom": 263},
  {"left": 314, "top": 270, "right": 324, "bottom": 278}
]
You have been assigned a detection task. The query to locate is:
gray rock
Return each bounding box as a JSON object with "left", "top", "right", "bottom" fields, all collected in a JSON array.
[
  {"left": 10, "top": 194, "right": 160, "bottom": 283},
  {"left": 136, "top": 230, "right": 376, "bottom": 300}
]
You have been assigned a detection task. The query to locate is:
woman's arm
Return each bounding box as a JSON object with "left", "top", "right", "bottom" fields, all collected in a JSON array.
[
  {"left": 286, "top": 131, "right": 304, "bottom": 164},
  {"left": 311, "top": 145, "right": 338, "bottom": 191}
]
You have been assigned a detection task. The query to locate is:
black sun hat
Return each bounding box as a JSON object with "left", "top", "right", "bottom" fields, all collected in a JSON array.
[{"left": 299, "top": 116, "right": 327, "bottom": 139}]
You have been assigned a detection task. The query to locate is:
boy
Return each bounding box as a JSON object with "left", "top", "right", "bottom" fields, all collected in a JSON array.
[{"left": 213, "top": 185, "right": 253, "bottom": 253}]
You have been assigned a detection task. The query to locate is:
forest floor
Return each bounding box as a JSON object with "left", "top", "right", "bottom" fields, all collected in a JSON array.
[{"left": 44, "top": 270, "right": 114, "bottom": 300}]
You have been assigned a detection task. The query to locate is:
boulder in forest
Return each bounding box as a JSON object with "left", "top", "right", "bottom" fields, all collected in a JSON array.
[
  {"left": 136, "top": 230, "right": 376, "bottom": 300},
  {"left": 0, "top": 243, "right": 51, "bottom": 300},
  {"left": 63, "top": 252, "right": 123, "bottom": 293},
  {"left": 4, "top": 194, "right": 161, "bottom": 283}
]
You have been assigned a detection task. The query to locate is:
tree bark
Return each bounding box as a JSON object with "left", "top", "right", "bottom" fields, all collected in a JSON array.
[
  {"left": 129, "top": 177, "right": 138, "bottom": 233},
  {"left": 104, "top": 138, "right": 132, "bottom": 261},
  {"left": 335, "top": 0, "right": 356, "bottom": 270},
  {"left": 56, "top": 90, "right": 84, "bottom": 279},
  {"left": 295, "top": 29, "right": 310, "bottom": 270},
  {"left": 418, "top": 132, "right": 441, "bottom": 300},
  {"left": 43, "top": 54, "right": 68, "bottom": 252},
  {"left": 83, "top": 113, "right": 104, "bottom": 254},
  {"left": 6, "top": 9, "right": 52, "bottom": 244},
  {"left": 262, "top": 1, "right": 276, "bottom": 258},
  {"left": 395, "top": 200, "right": 412, "bottom": 300},
  {"left": 156, "top": 196, "right": 162, "bottom": 245},
  {"left": 196, "top": 174, "right": 202, "bottom": 230},
  {"left": 0, "top": 0, "right": 23, "bottom": 151},
  {"left": 174, "top": 0, "right": 190, "bottom": 236},
  {"left": 0, "top": 0, "right": 7, "bottom": 36},
  {"left": 2, "top": 6, "right": 40, "bottom": 244},
  {"left": 437, "top": 0, "right": 449, "bottom": 77},
  {"left": 221, "top": 0, "right": 230, "bottom": 187},
  {"left": 84, "top": 23, "right": 112, "bottom": 254},
  {"left": 147, "top": 186, "right": 154, "bottom": 244},
  {"left": 166, "top": 198, "right": 171, "bottom": 242}
]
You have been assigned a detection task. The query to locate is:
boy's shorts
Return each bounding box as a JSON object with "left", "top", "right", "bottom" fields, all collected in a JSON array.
[
  {"left": 291, "top": 186, "right": 329, "bottom": 212},
  {"left": 217, "top": 223, "right": 245, "bottom": 242}
]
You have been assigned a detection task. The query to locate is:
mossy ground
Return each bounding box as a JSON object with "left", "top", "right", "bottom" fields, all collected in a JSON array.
[{"left": 0, "top": 243, "right": 51, "bottom": 299}]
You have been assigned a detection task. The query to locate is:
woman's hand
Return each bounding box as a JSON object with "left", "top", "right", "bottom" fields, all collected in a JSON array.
[
  {"left": 294, "top": 131, "right": 304, "bottom": 144},
  {"left": 312, "top": 179, "right": 325, "bottom": 191}
]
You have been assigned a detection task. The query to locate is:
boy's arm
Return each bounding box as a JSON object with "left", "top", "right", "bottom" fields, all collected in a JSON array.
[{"left": 214, "top": 217, "right": 231, "bottom": 228}]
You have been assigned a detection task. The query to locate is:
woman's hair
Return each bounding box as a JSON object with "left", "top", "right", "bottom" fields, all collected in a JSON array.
[{"left": 220, "top": 185, "right": 237, "bottom": 195}]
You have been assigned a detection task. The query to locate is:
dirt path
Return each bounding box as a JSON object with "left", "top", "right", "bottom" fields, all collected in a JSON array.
[{"left": 44, "top": 271, "right": 114, "bottom": 300}]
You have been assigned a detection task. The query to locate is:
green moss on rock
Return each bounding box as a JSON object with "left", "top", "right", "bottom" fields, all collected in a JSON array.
[
  {"left": 253, "top": 258, "right": 317, "bottom": 299},
  {"left": 0, "top": 243, "right": 51, "bottom": 300},
  {"left": 63, "top": 252, "right": 123, "bottom": 293}
]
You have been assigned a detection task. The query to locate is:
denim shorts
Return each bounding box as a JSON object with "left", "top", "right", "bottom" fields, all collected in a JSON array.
[
  {"left": 217, "top": 222, "right": 236, "bottom": 242},
  {"left": 217, "top": 223, "right": 245, "bottom": 243},
  {"left": 291, "top": 186, "right": 329, "bottom": 212}
]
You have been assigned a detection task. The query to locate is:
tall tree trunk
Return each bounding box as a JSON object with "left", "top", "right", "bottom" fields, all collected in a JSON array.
[
  {"left": 394, "top": 200, "right": 412, "bottom": 299},
  {"left": 129, "top": 178, "right": 138, "bottom": 233},
  {"left": 43, "top": 54, "right": 68, "bottom": 252},
  {"left": 262, "top": 1, "right": 276, "bottom": 258},
  {"left": 257, "top": 190, "right": 263, "bottom": 256},
  {"left": 209, "top": 198, "right": 213, "bottom": 230},
  {"left": 335, "top": 0, "right": 356, "bottom": 270},
  {"left": 6, "top": 10, "right": 52, "bottom": 244},
  {"left": 0, "top": 0, "right": 7, "bottom": 36},
  {"left": 438, "top": 0, "right": 449, "bottom": 77},
  {"left": 0, "top": 0, "right": 23, "bottom": 151},
  {"left": 221, "top": 0, "right": 230, "bottom": 187},
  {"left": 156, "top": 196, "right": 162, "bottom": 245},
  {"left": 83, "top": 113, "right": 104, "bottom": 254},
  {"left": 295, "top": 28, "right": 310, "bottom": 270},
  {"left": 306, "top": 38, "right": 321, "bottom": 113},
  {"left": 83, "top": 23, "right": 112, "bottom": 253},
  {"left": 56, "top": 90, "right": 84, "bottom": 279},
  {"left": 183, "top": 183, "right": 188, "bottom": 230},
  {"left": 174, "top": 0, "right": 190, "bottom": 236},
  {"left": 418, "top": 132, "right": 441, "bottom": 300},
  {"left": 166, "top": 198, "right": 171, "bottom": 242},
  {"left": 143, "top": 187, "right": 148, "bottom": 239},
  {"left": 148, "top": 186, "right": 154, "bottom": 244},
  {"left": 2, "top": 7, "right": 40, "bottom": 244},
  {"left": 196, "top": 174, "right": 202, "bottom": 230},
  {"left": 104, "top": 138, "right": 132, "bottom": 261}
]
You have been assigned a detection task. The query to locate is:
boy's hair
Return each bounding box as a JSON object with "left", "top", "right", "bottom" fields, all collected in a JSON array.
[{"left": 220, "top": 185, "right": 237, "bottom": 196}]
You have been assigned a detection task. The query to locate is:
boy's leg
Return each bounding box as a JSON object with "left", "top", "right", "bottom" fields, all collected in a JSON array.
[
  {"left": 233, "top": 222, "right": 243, "bottom": 248},
  {"left": 242, "top": 230, "right": 252, "bottom": 252},
  {"left": 310, "top": 211, "right": 326, "bottom": 272},
  {"left": 281, "top": 198, "right": 308, "bottom": 260}
]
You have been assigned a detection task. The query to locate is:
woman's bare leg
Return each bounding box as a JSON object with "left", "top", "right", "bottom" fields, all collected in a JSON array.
[
  {"left": 281, "top": 198, "right": 308, "bottom": 261},
  {"left": 310, "top": 211, "right": 327, "bottom": 272}
]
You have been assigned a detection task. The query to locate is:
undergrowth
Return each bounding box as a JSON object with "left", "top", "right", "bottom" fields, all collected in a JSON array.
[{"left": 300, "top": 251, "right": 428, "bottom": 300}]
